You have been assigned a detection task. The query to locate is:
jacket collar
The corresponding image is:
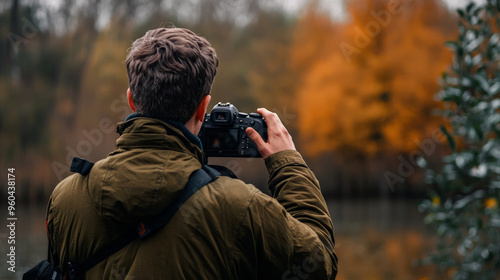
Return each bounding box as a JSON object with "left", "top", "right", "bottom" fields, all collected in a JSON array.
[{"left": 115, "top": 114, "right": 206, "bottom": 164}]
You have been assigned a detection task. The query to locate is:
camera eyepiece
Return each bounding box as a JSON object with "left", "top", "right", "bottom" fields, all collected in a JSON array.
[{"left": 210, "top": 103, "right": 237, "bottom": 125}]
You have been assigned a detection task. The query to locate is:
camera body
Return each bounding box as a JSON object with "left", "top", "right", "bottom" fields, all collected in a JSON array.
[{"left": 198, "top": 102, "right": 267, "bottom": 157}]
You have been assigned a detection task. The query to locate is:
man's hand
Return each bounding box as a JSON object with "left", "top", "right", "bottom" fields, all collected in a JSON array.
[{"left": 246, "top": 108, "right": 296, "bottom": 159}]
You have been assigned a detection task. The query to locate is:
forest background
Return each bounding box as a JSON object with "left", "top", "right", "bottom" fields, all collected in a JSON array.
[
  {"left": 0, "top": 0, "right": 467, "bottom": 201},
  {"left": 3, "top": 0, "right": 499, "bottom": 280}
]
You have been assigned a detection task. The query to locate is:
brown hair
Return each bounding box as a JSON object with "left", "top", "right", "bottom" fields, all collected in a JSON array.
[{"left": 126, "top": 28, "right": 218, "bottom": 124}]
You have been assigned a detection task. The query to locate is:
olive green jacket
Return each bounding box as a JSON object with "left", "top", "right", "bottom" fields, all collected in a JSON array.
[{"left": 46, "top": 117, "right": 338, "bottom": 279}]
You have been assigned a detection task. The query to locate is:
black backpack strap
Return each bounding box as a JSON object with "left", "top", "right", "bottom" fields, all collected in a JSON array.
[
  {"left": 207, "top": 164, "right": 238, "bottom": 179},
  {"left": 135, "top": 165, "right": 220, "bottom": 239},
  {"left": 70, "top": 157, "right": 94, "bottom": 176},
  {"left": 66, "top": 165, "right": 220, "bottom": 279}
]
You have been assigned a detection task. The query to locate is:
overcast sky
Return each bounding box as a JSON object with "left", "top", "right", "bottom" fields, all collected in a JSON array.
[
  {"left": 33, "top": 0, "right": 489, "bottom": 20},
  {"left": 280, "top": 0, "right": 487, "bottom": 21},
  {"left": 5, "top": 0, "right": 488, "bottom": 34}
]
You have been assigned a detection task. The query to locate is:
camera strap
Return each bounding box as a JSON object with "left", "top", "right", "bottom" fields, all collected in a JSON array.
[{"left": 60, "top": 162, "right": 219, "bottom": 280}]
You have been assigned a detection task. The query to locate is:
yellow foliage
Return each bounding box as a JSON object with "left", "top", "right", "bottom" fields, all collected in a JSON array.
[
  {"left": 485, "top": 198, "right": 498, "bottom": 209},
  {"left": 432, "top": 196, "right": 441, "bottom": 207},
  {"left": 292, "top": 0, "right": 455, "bottom": 157}
]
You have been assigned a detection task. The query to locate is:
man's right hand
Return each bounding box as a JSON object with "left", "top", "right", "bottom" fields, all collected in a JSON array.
[{"left": 245, "top": 108, "right": 296, "bottom": 159}]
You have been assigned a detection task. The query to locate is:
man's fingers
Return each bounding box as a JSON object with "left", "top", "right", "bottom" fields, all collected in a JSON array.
[
  {"left": 246, "top": 127, "right": 269, "bottom": 156},
  {"left": 246, "top": 127, "right": 265, "bottom": 146},
  {"left": 257, "top": 108, "right": 281, "bottom": 129},
  {"left": 249, "top": 108, "right": 296, "bottom": 159}
]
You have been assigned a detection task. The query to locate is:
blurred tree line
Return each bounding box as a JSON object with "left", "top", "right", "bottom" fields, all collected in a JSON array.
[
  {"left": 0, "top": 0, "right": 459, "bottom": 201},
  {"left": 294, "top": 0, "right": 457, "bottom": 197}
]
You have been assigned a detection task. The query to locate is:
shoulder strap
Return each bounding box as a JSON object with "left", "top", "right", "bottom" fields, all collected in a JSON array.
[
  {"left": 207, "top": 164, "right": 238, "bottom": 179},
  {"left": 65, "top": 165, "right": 220, "bottom": 279},
  {"left": 70, "top": 157, "right": 94, "bottom": 176}
]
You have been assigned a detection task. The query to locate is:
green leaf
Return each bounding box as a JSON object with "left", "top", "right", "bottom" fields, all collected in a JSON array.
[
  {"left": 491, "top": 218, "right": 500, "bottom": 228},
  {"left": 441, "top": 88, "right": 463, "bottom": 103},
  {"left": 461, "top": 77, "right": 472, "bottom": 87},
  {"left": 469, "top": 163, "right": 487, "bottom": 178},
  {"left": 466, "top": 2, "right": 476, "bottom": 13},
  {"left": 471, "top": 54, "right": 482, "bottom": 66},
  {"left": 490, "top": 34, "right": 499, "bottom": 46},
  {"left": 445, "top": 41, "right": 460, "bottom": 51},
  {"left": 472, "top": 5, "right": 482, "bottom": 17},
  {"left": 441, "top": 125, "right": 456, "bottom": 151},
  {"left": 489, "top": 82, "right": 500, "bottom": 95},
  {"left": 457, "top": 9, "right": 466, "bottom": 18},
  {"left": 486, "top": 113, "right": 500, "bottom": 129},
  {"left": 475, "top": 74, "right": 491, "bottom": 93},
  {"left": 472, "top": 124, "right": 484, "bottom": 141},
  {"left": 491, "top": 99, "right": 500, "bottom": 110},
  {"left": 465, "top": 36, "right": 484, "bottom": 52},
  {"left": 445, "top": 75, "right": 460, "bottom": 86}
]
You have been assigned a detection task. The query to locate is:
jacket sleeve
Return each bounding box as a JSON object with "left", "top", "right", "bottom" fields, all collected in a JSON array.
[{"left": 235, "top": 150, "right": 338, "bottom": 279}]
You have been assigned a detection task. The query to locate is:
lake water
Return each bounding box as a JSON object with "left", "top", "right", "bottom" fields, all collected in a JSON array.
[{"left": 0, "top": 198, "right": 435, "bottom": 280}]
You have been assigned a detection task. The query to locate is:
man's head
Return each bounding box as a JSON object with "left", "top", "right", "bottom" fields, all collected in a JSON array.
[{"left": 126, "top": 27, "right": 218, "bottom": 124}]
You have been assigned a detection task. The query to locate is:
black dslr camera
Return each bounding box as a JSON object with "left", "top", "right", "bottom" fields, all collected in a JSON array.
[{"left": 198, "top": 102, "right": 267, "bottom": 157}]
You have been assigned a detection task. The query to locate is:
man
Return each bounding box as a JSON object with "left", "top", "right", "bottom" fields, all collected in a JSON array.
[{"left": 46, "top": 27, "right": 338, "bottom": 279}]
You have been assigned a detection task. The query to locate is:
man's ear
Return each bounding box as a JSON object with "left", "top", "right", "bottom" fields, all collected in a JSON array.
[
  {"left": 127, "top": 88, "right": 136, "bottom": 112},
  {"left": 196, "top": 95, "right": 211, "bottom": 122}
]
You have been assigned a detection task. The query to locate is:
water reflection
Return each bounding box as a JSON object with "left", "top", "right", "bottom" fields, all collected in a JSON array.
[
  {"left": 330, "top": 199, "right": 435, "bottom": 280},
  {"left": 1, "top": 199, "right": 434, "bottom": 279}
]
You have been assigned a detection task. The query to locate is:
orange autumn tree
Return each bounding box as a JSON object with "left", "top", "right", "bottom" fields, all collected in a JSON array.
[{"left": 293, "top": 0, "right": 455, "bottom": 158}]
